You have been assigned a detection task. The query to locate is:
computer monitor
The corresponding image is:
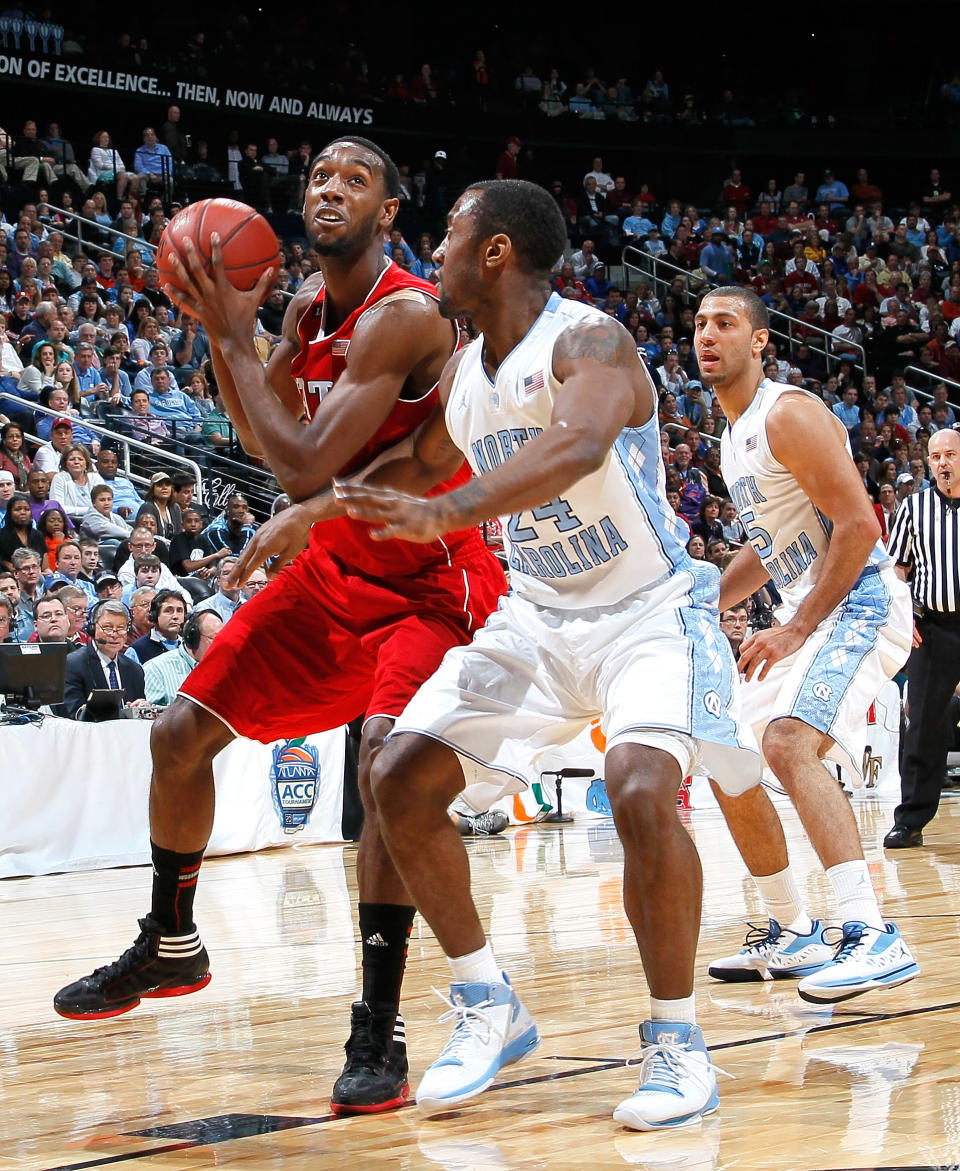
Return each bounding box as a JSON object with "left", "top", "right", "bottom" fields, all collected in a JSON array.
[{"left": 0, "top": 642, "right": 69, "bottom": 709}]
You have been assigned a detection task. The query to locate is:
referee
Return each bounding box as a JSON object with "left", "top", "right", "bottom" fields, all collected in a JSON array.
[{"left": 884, "top": 427, "right": 960, "bottom": 847}]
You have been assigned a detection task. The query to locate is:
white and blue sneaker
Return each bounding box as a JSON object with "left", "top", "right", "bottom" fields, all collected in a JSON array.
[
  {"left": 415, "top": 974, "right": 539, "bottom": 1114},
  {"left": 797, "top": 921, "right": 920, "bottom": 1004},
  {"left": 613, "top": 1021, "right": 725, "bottom": 1131},
  {"left": 707, "top": 919, "right": 834, "bottom": 983}
]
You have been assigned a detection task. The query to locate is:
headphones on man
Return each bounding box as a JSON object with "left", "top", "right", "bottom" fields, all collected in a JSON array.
[
  {"left": 181, "top": 611, "right": 204, "bottom": 653},
  {"left": 86, "top": 599, "right": 133, "bottom": 644}
]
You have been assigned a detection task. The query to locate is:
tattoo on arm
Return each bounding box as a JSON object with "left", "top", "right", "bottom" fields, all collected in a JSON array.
[
  {"left": 553, "top": 318, "right": 636, "bottom": 368},
  {"left": 450, "top": 477, "right": 492, "bottom": 517}
]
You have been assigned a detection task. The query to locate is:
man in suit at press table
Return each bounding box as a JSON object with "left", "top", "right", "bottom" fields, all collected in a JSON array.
[{"left": 61, "top": 600, "right": 146, "bottom": 720}]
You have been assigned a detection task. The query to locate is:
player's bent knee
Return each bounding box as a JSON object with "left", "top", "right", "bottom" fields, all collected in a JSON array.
[
  {"left": 605, "top": 743, "right": 684, "bottom": 822},
  {"left": 370, "top": 732, "right": 462, "bottom": 820},
  {"left": 761, "top": 719, "right": 812, "bottom": 780}
]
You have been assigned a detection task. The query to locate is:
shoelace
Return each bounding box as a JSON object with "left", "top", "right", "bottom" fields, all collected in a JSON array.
[
  {"left": 626, "top": 1038, "right": 734, "bottom": 1092},
  {"left": 432, "top": 985, "right": 501, "bottom": 1059},
  {"left": 89, "top": 929, "right": 151, "bottom": 983},
  {"left": 740, "top": 920, "right": 782, "bottom": 952},
  {"left": 343, "top": 1015, "right": 382, "bottom": 1064},
  {"left": 825, "top": 923, "right": 869, "bottom": 961}
]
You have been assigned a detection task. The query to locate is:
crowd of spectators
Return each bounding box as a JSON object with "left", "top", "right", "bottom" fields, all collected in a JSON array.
[
  {"left": 0, "top": 475, "right": 267, "bottom": 716},
  {"left": 537, "top": 155, "right": 960, "bottom": 624},
  {"left": 4, "top": 87, "right": 960, "bottom": 660}
]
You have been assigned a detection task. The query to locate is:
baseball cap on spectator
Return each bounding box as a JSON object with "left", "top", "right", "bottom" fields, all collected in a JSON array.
[
  {"left": 824, "top": 168, "right": 834, "bottom": 176},
  {"left": 150, "top": 471, "right": 173, "bottom": 486},
  {"left": 687, "top": 380, "right": 703, "bottom": 389},
  {"left": 0, "top": 470, "right": 14, "bottom": 485},
  {"left": 434, "top": 150, "right": 447, "bottom": 159},
  {"left": 95, "top": 573, "right": 120, "bottom": 592},
  {"left": 896, "top": 472, "right": 914, "bottom": 486},
  {"left": 507, "top": 136, "right": 522, "bottom": 147},
  {"left": 52, "top": 416, "right": 73, "bottom": 430}
]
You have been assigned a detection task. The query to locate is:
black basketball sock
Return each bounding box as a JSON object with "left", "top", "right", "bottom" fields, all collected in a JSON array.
[
  {"left": 359, "top": 902, "right": 416, "bottom": 1013},
  {"left": 150, "top": 842, "right": 205, "bottom": 935}
]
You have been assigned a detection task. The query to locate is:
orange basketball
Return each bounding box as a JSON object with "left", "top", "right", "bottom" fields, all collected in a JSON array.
[{"left": 156, "top": 198, "right": 281, "bottom": 297}]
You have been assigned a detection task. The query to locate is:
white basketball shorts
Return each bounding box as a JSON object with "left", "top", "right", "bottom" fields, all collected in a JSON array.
[
  {"left": 741, "top": 565, "right": 912, "bottom": 782},
  {"left": 391, "top": 559, "right": 761, "bottom": 808}
]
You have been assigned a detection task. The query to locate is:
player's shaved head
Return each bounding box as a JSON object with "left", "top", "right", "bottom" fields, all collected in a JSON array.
[
  {"left": 700, "top": 286, "right": 769, "bottom": 332},
  {"left": 464, "top": 180, "right": 567, "bottom": 276}
]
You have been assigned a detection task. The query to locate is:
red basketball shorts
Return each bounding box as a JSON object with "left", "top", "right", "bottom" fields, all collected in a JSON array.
[{"left": 179, "top": 539, "right": 507, "bottom": 743}]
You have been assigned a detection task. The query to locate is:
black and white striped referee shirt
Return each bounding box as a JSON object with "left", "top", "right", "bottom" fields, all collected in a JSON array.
[{"left": 887, "top": 486, "right": 960, "bottom": 613}]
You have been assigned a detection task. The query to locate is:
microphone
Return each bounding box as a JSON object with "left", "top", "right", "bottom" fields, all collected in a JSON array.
[
  {"left": 94, "top": 636, "right": 110, "bottom": 648},
  {"left": 541, "top": 767, "right": 595, "bottom": 778}
]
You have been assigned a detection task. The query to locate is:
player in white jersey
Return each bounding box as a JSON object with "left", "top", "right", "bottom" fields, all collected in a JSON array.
[
  {"left": 694, "top": 286, "right": 919, "bottom": 1003},
  {"left": 334, "top": 181, "right": 761, "bottom": 1131}
]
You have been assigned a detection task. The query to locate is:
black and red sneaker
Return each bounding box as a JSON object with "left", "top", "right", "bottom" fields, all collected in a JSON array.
[
  {"left": 330, "top": 1001, "right": 409, "bottom": 1115},
  {"left": 53, "top": 916, "right": 211, "bottom": 1020}
]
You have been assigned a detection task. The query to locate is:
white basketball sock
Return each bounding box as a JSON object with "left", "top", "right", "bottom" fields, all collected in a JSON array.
[
  {"left": 449, "top": 942, "right": 502, "bottom": 985},
  {"left": 827, "top": 860, "right": 884, "bottom": 930},
  {"left": 754, "top": 866, "right": 812, "bottom": 934},
  {"left": 650, "top": 993, "right": 696, "bottom": 1024}
]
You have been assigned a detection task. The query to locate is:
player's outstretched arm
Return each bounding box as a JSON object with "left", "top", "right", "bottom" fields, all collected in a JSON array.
[
  {"left": 166, "top": 237, "right": 453, "bottom": 500},
  {"left": 718, "top": 541, "right": 769, "bottom": 612},
  {"left": 336, "top": 315, "right": 641, "bottom": 542},
  {"left": 738, "top": 393, "right": 881, "bottom": 681}
]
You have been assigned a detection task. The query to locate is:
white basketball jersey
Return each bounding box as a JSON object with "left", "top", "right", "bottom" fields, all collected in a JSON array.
[
  {"left": 721, "top": 378, "right": 890, "bottom": 611},
  {"left": 445, "top": 293, "right": 690, "bottom": 609}
]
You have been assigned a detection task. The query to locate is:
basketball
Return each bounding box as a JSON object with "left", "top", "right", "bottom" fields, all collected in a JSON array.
[{"left": 156, "top": 198, "right": 282, "bottom": 296}]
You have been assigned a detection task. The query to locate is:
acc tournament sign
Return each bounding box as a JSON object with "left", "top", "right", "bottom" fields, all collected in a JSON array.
[{"left": 270, "top": 737, "right": 321, "bottom": 834}]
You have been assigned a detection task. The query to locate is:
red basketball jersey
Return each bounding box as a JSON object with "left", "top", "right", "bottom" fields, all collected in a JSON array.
[{"left": 289, "top": 260, "right": 480, "bottom": 577}]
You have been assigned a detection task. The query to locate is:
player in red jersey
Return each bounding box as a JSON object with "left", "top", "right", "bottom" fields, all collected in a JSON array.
[{"left": 53, "top": 137, "right": 507, "bottom": 1116}]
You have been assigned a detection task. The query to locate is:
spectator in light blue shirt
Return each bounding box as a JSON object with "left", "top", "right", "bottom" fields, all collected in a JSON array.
[
  {"left": 383, "top": 228, "right": 416, "bottom": 267},
  {"left": 73, "top": 343, "right": 108, "bottom": 400},
  {"left": 699, "top": 231, "right": 733, "bottom": 279},
  {"left": 623, "top": 201, "right": 657, "bottom": 241},
  {"left": 94, "top": 448, "right": 142, "bottom": 518},
  {"left": 147, "top": 368, "right": 202, "bottom": 428},
  {"left": 832, "top": 385, "right": 861, "bottom": 431},
  {"left": 660, "top": 200, "right": 682, "bottom": 239},
  {"left": 134, "top": 342, "right": 179, "bottom": 394},
  {"left": 133, "top": 127, "right": 173, "bottom": 195},
  {"left": 815, "top": 170, "right": 850, "bottom": 211}
]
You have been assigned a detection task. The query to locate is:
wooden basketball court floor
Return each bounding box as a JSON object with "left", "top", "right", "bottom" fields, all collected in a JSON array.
[{"left": 2, "top": 790, "right": 959, "bottom": 1171}]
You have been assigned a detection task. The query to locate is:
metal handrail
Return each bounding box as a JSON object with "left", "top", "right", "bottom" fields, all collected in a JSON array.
[
  {"left": 40, "top": 201, "right": 158, "bottom": 260},
  {"left": 622, "top": 243, "right": 868, "bottom": 378},
  {"left": 661, "top": 420, "right": 720, "bottom": 448},
  {"left": 903, "top": 365, "right": 960, "bottom": 410},
  {"left": 767, "top": 310, "right": 867, "bottom": 375},
  {"left": 1, "top": 392, "right": 203, "bottom": 496},
  {"left": 622, "top": 246, "right": 700, "bottom": 301}
]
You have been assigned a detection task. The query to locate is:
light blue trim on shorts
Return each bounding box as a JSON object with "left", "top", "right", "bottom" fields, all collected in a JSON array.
[{"left": 788, "top": 570, "right": 892, "bottom": 739}]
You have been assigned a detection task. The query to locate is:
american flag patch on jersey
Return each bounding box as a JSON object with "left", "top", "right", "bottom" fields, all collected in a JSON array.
[
  {"left": 523, "top": 370, "right": 544, "bottom": 395},
  {"left": 332, "top": 338, "right": 350, "bottom": 356},
  {"left": 745, "top": 434, "right": 758, "bottom": 451}
]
